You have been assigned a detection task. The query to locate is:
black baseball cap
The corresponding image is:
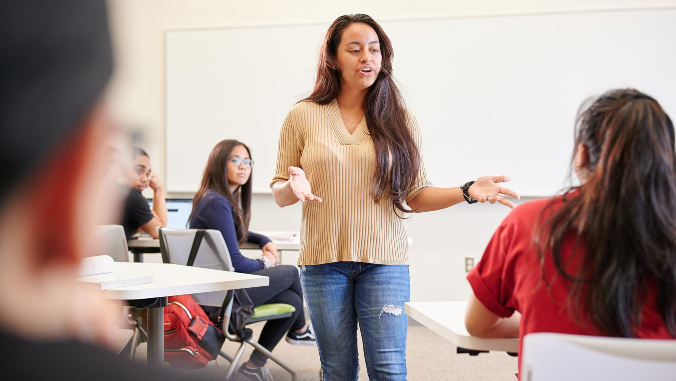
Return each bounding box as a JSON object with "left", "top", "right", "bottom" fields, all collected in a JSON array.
[{"left": 0, "top": 0, "right": 113, "bottom": 202}]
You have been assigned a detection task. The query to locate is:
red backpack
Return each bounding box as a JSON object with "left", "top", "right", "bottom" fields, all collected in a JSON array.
[{"left": 163, "top": 294, "right": 226, "bottom": 369}]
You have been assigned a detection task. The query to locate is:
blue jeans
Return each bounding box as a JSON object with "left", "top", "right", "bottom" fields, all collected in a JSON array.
[{"left": 301, "top": 262, "right": 410, "bottom": 381}]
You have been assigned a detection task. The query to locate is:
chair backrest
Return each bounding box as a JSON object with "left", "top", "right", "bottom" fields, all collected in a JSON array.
[
  {"left": 521, "top": 332, "right": 676, "bottom": 381},
  {"left": 92, "top": 225, "right": 129, "bottom": 263},
  {"left": 158, "top": 228, "right": 233, "bottom": 308}
]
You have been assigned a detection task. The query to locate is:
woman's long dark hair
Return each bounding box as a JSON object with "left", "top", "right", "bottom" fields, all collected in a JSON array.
[
  {"left": 536, "top": 89, "right": 676, "bottom": 337},
  {"left": 190, "top": 140, "right": 253, "bottom": 244},
  {"left": 305, "top": 14, "right": 420, "bottom": 213}
]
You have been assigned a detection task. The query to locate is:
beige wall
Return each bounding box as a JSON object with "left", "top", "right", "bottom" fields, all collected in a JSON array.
[{"left": 106, "top": 0, "right": 676, "bottom": 301}]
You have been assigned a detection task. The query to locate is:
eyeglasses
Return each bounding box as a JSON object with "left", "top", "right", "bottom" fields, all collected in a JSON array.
[{"left": 228, "top": 156, "right": 254, "bottom": 168}]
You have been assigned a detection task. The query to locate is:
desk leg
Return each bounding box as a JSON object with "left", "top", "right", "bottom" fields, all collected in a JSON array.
[
  {"left": 133, "top": 250, "right": 143, "bottom": 263},
  {"left": 147, "top": 298, "right": 167, "bottom": 367}
]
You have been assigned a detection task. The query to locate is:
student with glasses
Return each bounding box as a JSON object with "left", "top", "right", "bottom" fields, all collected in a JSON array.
[{"left": 189, "top": 140, "right": 316, "bottom": 381}]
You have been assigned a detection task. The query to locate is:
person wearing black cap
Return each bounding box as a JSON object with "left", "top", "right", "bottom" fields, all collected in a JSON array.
[{"left": 0, "top": 1, "right": 213, "bottom": 380}]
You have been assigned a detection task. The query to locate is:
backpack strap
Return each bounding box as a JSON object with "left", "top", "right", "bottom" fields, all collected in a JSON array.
[{"left": 186, "top": 230, "right": 206, "bottom": 267}]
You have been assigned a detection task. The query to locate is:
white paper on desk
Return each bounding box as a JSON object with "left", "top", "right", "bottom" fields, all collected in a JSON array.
[
  {"left": 77, "top": 273, "right": 153, "bottom": 290},
  {"left": 78, "top": 255, "right": 115, "bottom": 276}
]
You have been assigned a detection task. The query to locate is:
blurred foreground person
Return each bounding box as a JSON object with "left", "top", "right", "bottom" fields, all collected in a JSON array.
[{"left": 0, "top": 1, "right": 213, "bottom": 380}]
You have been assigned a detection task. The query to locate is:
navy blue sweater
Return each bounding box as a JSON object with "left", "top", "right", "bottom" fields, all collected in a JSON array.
[{"left": 189, "top": 190, "right": 271, "bottom": 273}]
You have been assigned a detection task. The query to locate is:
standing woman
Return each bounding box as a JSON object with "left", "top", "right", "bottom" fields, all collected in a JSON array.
[
  {"left": 190, "top": 140, "right": 315, "bottom": 381},
  {"left": 271, "top": 14, "right": 519, "bottom": 380}
]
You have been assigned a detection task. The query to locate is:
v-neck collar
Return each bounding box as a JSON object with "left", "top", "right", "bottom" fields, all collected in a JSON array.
[{"left": 327, "top": 99, "right": 369, "bottom": 145}]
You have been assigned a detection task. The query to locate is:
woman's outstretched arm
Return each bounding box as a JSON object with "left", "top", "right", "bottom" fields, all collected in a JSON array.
[{"left": 408, "top": 175, "right": 519, "bottom": 212}]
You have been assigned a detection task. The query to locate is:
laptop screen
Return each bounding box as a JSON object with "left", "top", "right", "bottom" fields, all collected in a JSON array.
[{"left": 147, "top": 199, "right": 193, "bottom": 229}]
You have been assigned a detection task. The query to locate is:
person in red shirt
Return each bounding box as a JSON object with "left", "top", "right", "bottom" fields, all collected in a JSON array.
[{"left": 465, "top": 88, "right": 676, "bottom": 376}]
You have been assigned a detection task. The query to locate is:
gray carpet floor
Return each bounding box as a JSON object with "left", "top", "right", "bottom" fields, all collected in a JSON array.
[{"left": 134, "top": 318, "right": 518, "bottom": 380}]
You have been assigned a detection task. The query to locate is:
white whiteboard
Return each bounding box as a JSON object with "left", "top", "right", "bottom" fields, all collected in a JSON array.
[{"left": 166, "top": 9, "right": 676, "bottom": 196}]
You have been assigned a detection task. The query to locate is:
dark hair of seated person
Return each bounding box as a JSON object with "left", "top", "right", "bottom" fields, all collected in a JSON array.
[{"left": 536, "top": 88, "right": 676, "bottom": 338}]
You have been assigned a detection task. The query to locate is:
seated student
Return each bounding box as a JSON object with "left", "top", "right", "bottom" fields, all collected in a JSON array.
[
  {"left": 122, "top": 148, "right": 167, "bottom": 240},
  {"left": 465, "top": 89, "right": 676, "bottom": 376},
  {"left": 189, "top": 140, "right": 316, "bottom": 381},
  {"left": 0, "top": 1, "right": 212, "bottom": 380}
]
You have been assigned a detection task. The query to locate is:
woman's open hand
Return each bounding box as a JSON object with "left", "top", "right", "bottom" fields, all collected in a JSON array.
[
  {"left": 289, "top": 166, "right": 322, "bottom": 203},
  {"left": 469, "top": 175, "right": 520, "bottom": 209}
]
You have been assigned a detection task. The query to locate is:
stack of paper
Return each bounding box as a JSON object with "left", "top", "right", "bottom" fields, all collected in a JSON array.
[
  {"left": 78, "top": 272, "right": 153, "bottom": 290},
  {"left": 77, "top": 255, "right": 152, "bottom": 290},
  {"left": 78, "top": 255, "right": 115, "bottom": 276}
]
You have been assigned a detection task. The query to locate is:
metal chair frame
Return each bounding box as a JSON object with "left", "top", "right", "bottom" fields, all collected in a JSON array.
[{"left": 158, "top": 228, "right": 297, "bottom": 380}]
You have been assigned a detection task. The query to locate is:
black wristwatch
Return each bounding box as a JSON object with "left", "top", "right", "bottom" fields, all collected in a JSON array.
[{"left": 460, "top": 181, "right": 478, "bottom": 204}]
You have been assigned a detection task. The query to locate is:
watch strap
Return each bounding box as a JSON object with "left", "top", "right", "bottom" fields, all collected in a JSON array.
[{"left": 461, "top": 181, "right": 478, "bottom": 204}]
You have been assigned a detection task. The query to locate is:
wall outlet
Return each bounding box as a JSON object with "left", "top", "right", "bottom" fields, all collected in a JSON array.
[{"left": 465, "top": 257, "right": 475, "bottom": 273}]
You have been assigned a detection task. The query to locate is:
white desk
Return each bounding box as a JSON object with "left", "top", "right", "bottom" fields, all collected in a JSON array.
[
  {"left": 405, "top": 301, "right": 519, "bottom": 354},
  {"left": 98, "top": 262, "right": 268, "bottom": 367}
]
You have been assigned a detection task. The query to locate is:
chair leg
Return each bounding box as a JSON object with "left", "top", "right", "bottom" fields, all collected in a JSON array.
[
  {"left": 219, "top": 350, "right": 234, "bottom": 363},
  {"left": 244, "top": 338, "right": 298, "bottom": 381},
  {"left": 125, "top": 310, "right": 144, "bottom": 360},
  {"left": 115, "top": 329, "right": 135, "bottom": 359},
  {"left": 225, "top": 342, "right": 248, "bottom": 381},
  {"left": 128, "top": 327, "right": 139, "bottom": 360},
  {"left": 130, "top": 315, "right": 147, "bottom": 343}
]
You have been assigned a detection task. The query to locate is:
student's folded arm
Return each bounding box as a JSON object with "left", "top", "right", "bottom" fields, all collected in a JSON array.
[
  {"left": 465, "top": 292, "right": 520, "bottom": 338},
  {"left": 151, "top": 188, "right": 168, "bottom": 226},
  {"left": 133, "top": 194, "right": 163, "bottom": 239},
  {"left": 206, "top": 197, "right": 263, "bottom": 274},
  {"left": 247, "top": 231, "right": 272, "bottom": 248},
  {"left": 140, "top": 218, "right": 163, "bottom": 239}
]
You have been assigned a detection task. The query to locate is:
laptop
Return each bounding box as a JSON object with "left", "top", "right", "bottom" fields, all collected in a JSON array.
[{"left": 147, "top": 198, "right": 193, "bottom": 230}]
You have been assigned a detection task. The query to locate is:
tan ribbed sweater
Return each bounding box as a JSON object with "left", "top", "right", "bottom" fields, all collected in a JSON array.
[{"left": 271, "top": 99, "right": 432, "bottom": 266}]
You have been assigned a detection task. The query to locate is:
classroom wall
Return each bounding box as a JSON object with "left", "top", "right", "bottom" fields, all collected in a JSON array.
[{"left": 106, "top": 0, "right": 676, "bottom": 301}]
